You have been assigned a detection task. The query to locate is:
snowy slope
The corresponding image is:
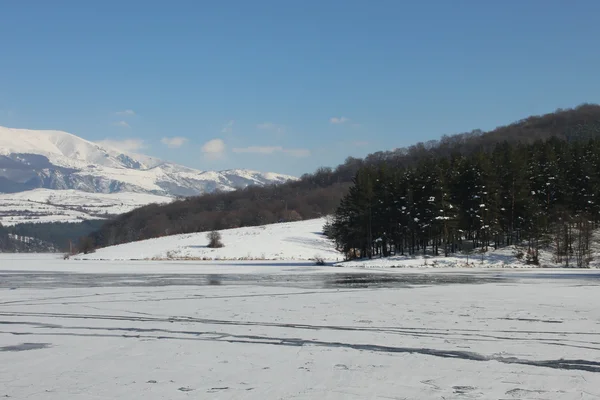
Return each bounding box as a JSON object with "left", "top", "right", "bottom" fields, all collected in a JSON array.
[
  {"left": 0, "top": 189, "right": 172, "bottom": 226},
  {"left": 0, "top": 126, "right": 296, "bottom": 196},
  {"left": 77, "top": 218, "right": 340, "bottom": 261},
  {"left": 74, "top": 214, "right": 600, "bottom": 268},
  {"left": 0, "top": 126, "right": 130, "bottom": 169}
]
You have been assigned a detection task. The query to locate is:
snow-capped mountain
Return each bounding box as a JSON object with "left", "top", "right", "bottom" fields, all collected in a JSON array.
[{"left": 0, "top": 126, "right": 296, "bottom": 196}]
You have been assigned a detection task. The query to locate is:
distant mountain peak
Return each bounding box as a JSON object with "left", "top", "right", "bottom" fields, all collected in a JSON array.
[{"left": 0, "top": 126, "right": 296, "bottom": 196}]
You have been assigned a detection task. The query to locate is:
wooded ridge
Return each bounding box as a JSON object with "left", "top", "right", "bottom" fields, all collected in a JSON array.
[{"left": 86, "top": 104, "right": 600, "bottom": 252}]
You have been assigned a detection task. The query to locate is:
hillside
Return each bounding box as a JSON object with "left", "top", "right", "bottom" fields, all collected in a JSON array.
[
  {"left": 76, "top": 218, "right": 339, "bottom": 261},
  {"left": 0, "top": 189, "right": 172, "bottom": 226},
  {"left": 74, "top": 216, "right": 600, "bottom": 269},
  {"left": 0, "top": 126, "right": 296, "bottom": 196},
  {"left": 87, "top": 104, "right": 600, "bottom": 250}
]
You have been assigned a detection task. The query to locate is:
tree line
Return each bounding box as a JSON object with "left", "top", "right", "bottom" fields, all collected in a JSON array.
[
  {"left": 328, "top": 136, "right": 600, "bottom": 267},
  {"left": 0, "top": 222, "right": 55, "bottom": 252},
  {"left": 0, "top": 223, "right": 15, "bottom": 252},
  {"left": 0, "top": 220, "right": 106, "bottom": 253},
  {"left": 86, "top": 104, "right": 600, "bottom": 251}
]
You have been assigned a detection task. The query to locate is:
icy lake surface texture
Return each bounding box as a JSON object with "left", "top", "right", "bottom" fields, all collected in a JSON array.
[{"left": 2, "top": 254, "right": 600, "bottom": 399}]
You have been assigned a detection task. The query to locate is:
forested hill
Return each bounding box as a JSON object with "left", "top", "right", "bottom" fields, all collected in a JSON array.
[
  {"left": 330, "top": 136, "right": 600, "bottom": 267},
  {"left": 87, "top": 104, "right": 600, "bottom": 250}
]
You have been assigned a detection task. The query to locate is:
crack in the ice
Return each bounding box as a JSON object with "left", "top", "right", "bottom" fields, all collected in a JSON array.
[
  {"left": 0, "top": 342, "right": 51, "bottom": 352},
  {"left": 498, "top": 318, "right": 564, "bottom": 324},
  {"left": 3, "top": 311, "right": 600, "bottom": 350},
  {"left": 0, "top": 290, "right": 357, "bottom": 308},
  {"left": 4, "top": 327, "right": 600, "bottom": 373}
]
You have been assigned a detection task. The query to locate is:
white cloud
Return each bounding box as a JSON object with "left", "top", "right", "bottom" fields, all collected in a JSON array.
[
  {"left": 97, "top": 138, "right": 146, "bottom": 152},
  {"left": 233, "top": 146, "right": 283, "bottom": 154},
  {"left": 201, "top": 138, "right": 226, "bottom": 159},
  {"left": 330, "top": 116, "right": 349, "bottom": 124},
  {"left": 114, "top": 120, "right": 130, "bottom": 128},
  {"left": 221, "top": 120, "right": 235, "bottom": 134},
  {"left": 232, "top": 146, "right": 310, "bottom": 158},
  {"left": 161, "top": 136, "right": 188, "bottom": 149},
  {"left": 284, "top": 148, "right": 311, "bottom": 157},
  {"left": 257, "top": 122, "right": 285, "bottom": 135},
  {"left": 116, "top": 109, "right": 136, "bottom": 116}
]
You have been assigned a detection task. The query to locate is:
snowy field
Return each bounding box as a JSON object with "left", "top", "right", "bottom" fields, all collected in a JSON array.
[
  {"left": 77, "top": 218, "right": 341, "bottom": 262},
  {"left": 1, "top": 255, "right": 600, "bottom": 399},
  {"left": 0, "top": 189, "right": 172, "bottom": 226}
]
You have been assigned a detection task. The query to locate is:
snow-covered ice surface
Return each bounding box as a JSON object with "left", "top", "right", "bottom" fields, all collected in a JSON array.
[
  {"left": 77, "top": 218, "right": 341, "bottom": 261},
  {"left": 1, "top": 254, "right": 600, "bottom": 399}
]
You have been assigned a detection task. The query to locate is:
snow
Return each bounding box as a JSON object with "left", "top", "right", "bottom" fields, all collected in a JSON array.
[
  {"left": 341, "top": 252, "right": 598, "bottom": 270},
  {"left": 77, "top": 218, "right": 340, "bottom": 261},
  {"left": 0, "top": 189, "right": 172, "bottom": 225},
  {"left": 337, "top": 230, "right": 600, "bottom": 270},
  {"left": 1, "top": 254, "right": 600, "bottom": 399},
  {"left": 0, "top": 126, "right": 139, "bottom": 169},
  {"left": 0, "top": 125, "right": 297, "bottom": 196},
  {"left": 76, "top": 217, "right": 600, "bottom": 270}
]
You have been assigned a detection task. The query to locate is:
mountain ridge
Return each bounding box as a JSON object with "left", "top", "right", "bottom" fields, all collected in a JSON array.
[{"left": 0, "top": 126, "right": 296, "bottom": 196}]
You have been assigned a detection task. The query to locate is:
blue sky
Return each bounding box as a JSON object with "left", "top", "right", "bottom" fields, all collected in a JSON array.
[{"left": 1, "top": 1, "right": 600, "bottom": 176}]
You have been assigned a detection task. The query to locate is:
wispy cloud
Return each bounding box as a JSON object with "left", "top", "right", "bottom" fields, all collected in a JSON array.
[
  {"left": 114, "top": 120, "right": 130, "bottom": 128},
  {"left": 257, "top": 122, "right": 286, "bottom": 135},
  {"left": 201, "top": 138, "right": 226, "bottom": 159},
  {"left": 161, "top": 136, "right": 188, "bottom": 149},
  {"left": 116, "top": 109, "right": 136, "bottom": 116},
  {"left": 221, "top": 120, "right": 235, "bottom": 134},
  {"left": 232, "top": 146, "right": 310, "bottom": 158},
  {"left": 330, "top": 116, "right": 349, "bottom": 124},
  {"left": 232, "top": 146, "right": 282, "bottom": 154},
  {"left": 284, "top": 148, "right": 311, "bottom": 157},
  {"left": 97, "top": 138, "right": 146, "bottom": 152}
]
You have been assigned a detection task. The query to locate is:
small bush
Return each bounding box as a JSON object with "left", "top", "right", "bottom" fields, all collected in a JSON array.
[
  {"left": 78, "top": 236, "right": 96, "bottom": 254},
  {"left": 207, "top": 231, "right": 224, "bottom": 248},
  {"left": 166, "top": 250, "right": 177, "bottom": 259},
  {"left": 514, "top": 249, "right": 525, "bottom": 260},
  {"left": 525, "top": 249, "right": 539, "bottom": 265},
  {"left": 314, "top": 256, "right": 326, "bottom": 266}
]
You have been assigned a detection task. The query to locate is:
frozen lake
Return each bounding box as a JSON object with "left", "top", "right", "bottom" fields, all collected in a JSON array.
[{"left": 2, "top": 255, "right": 600, "bottom": 399}]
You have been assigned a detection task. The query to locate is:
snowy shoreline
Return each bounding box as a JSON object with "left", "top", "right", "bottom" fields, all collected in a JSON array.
[{"left": 71, "top": 218, "right": 600, "bottom": 270}]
